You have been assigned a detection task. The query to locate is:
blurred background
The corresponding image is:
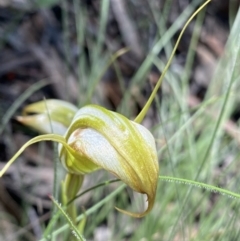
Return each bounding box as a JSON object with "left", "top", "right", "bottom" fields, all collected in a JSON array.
[{"left": 1, "top": 0, "right": 240, "bottom": 240}]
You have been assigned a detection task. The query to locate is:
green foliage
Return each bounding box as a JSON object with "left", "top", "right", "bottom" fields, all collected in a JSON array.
[{"left": 1, "top": 0, "right": 240, "bottom": 240}]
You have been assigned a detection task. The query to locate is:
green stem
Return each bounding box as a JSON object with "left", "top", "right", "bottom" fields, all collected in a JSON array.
[
  {"left": 50, "top": 196, "right": 86, "bottom": 241},
  {"left": 40, "top": 184, "right": 126, "bottom": 241},
  {"left": 160, "top": 176, "right": 240, "bottom": 199},
  {"left": 44, "top": 178, "right": 120, "bottom": 238},
  {"left": 68, "top": 179, "right": 120, "bottom": 205},
  {"left": 134, "top": 0, "right": 212, "bottom": 124}
]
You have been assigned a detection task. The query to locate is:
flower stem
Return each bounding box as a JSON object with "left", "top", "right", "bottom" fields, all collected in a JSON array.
[{"left": 134, "top": 0, "right": 212, "bottom": 124}]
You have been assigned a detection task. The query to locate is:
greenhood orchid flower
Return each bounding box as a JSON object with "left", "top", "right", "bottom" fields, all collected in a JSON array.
[
  {"left": 16, "top": 99, "right": 78, "bottom": 135},
  {"left": 59, "top": 104, "right": 159, "bottom": 217},
  {"left": 1, "top": 99, "right": 159, "bottom": 217}
]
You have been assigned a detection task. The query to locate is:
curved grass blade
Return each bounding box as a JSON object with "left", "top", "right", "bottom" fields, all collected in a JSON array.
[{"left": 50, "top": 196, "right": 86, "bottom": 241}]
